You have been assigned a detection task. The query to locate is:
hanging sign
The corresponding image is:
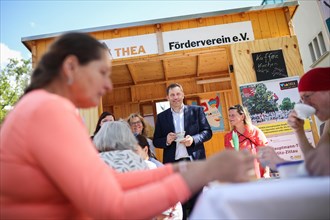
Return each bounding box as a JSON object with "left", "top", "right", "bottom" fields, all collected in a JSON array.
[
  {"left": 101, "top": 34, "right": 158, "bottom": 59},
  {"left": 162, "top": 21, "right": 254, "bottom": 52}
]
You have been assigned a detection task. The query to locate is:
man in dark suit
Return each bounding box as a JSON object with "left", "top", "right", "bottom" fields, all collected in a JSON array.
[{"left": 153, "top": 83, "right": 212, "bottom": 219}]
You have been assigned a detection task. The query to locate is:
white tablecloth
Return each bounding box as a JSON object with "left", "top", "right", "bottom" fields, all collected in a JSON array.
[{"left": 190, "top": 177, "right": 330, "bottom": 219}]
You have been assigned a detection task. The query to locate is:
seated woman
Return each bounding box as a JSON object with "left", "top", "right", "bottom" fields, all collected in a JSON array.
[
  {"left": 91, "top": 111, "right": 115, "bottom": 139},
  {"left": 135, "top": 134, "right": 163, "bottom": 168},
  {"left": 93, "top": 120, "right": 149, "bottom": 172},
  {"left": 135, "top": 134, "right": 183, "bottom": 220},
  {"left": 127, "top": 113, "right": 156, "bottom": 154}
]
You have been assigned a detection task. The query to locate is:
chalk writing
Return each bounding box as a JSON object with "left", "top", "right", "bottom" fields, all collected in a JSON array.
[{"left": 252, "top": 50, "right": 288, "bottom": 81}]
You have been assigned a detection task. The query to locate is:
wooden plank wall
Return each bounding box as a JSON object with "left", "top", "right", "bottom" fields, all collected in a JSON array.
[{"left": 231, "top": 35, "right": 304, "bottom": 85}]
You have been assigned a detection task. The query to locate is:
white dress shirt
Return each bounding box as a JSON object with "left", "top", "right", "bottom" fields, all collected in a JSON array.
[{"left": 171, "top": 105, "right": 189, "bottom": 160}]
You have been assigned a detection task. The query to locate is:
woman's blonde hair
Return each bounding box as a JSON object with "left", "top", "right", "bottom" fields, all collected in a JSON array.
[{"left": 127, "top": 113, "right": 148, "bottom": 136}]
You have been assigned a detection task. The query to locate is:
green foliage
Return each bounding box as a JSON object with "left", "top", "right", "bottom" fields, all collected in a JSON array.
[
  {"left": 279, "top": 97, "right": 295, "bottom": 111},
  {"left": 0, "top": 58, "right": 32, "bottom": 123},
  {"left": 242, "top": 83, "right": 278, "bottom": 115}
]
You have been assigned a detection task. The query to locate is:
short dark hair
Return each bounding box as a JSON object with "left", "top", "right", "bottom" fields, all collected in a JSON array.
[
  {"left": 166, "top": 83, "right": 184, "bottom": 95},
  {"left": 93, "top": 112, "right": 115, "bottom": 136},
  {"left": 135, "top": 134, "right": 157, "bottom": 159},
  {"left": 135, "top": 134, "right": 149, "bottom": 148}
]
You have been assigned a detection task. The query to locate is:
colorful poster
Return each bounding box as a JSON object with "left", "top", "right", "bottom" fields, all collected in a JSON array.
[
  {"left": 257, "top": 120, "right": 311, "bottom": 136},
  {"left": 239, "top": 76, "right": 316, "bottom": 160},
  {"left": 240, "top": 76, "right": 301, "bottom": 131},
  {"left": 200, "top": 93, "right": 225, "bottom": 131}
]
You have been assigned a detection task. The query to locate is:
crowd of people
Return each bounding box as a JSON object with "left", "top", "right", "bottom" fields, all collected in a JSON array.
[
  {"left": 0, "top": 32, "right": 328, "bottom": 219},
  {"left": 250, "top": 109, "right": 291, "bottom": 124}
]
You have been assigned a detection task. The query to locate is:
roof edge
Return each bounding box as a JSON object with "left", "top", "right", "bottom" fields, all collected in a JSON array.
[{"left": 21, "top": 1, "right": 299, "bottom": 51}]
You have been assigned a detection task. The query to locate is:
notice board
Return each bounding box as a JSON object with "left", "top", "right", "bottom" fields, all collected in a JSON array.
[{"left": 252, "top": 49, "right": 288, "bottom": 82}]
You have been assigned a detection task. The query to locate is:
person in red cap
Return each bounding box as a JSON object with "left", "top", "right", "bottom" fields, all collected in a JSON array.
[
  {"left": 258, "top": 67, "right": 330, "bottom": 176},
  {"left": 287, "top": 67, "right": 330, "bottom": 176}
]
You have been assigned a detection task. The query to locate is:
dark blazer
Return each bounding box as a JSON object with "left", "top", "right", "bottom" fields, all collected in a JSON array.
[{"left": 153, "top": 105, "right": 212, "bottom": 164}]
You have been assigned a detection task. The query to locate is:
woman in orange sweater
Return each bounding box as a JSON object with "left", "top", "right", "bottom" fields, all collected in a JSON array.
[{"left": 0, "top": 32, "right": 254, "bottom": 220}]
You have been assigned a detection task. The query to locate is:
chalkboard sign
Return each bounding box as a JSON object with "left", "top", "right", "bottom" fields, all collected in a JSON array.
[{"left": 252, "top": 49, "right": 288, "bottom": 82}]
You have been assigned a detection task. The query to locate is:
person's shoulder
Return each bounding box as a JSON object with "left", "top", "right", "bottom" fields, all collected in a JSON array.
[
  {"left": 224, "top": 130, "right": 233, "bottom": 138},
  {"left": 145, "top": 160, "right": 157, "bottom": 169},
  {"left": 100, "top": 150, "right": 149, "bottom": 172},
  {"left": 251, "top": 124, "right": 263, "bottom": 133},
  {"left": 146, "top": 137, "right": 153, "bottom": 144},
  {"left": 157, "top": 108, "right": 171, "bottom": 117},
  {"left": 186, "top": 105, "right": 203, "bottom": 111},
  {"left": 20, "top": 90, "right": 74, "bottom": 113},
  {"left": 4, "top": 90, "right": 75, "bottom": 124}
]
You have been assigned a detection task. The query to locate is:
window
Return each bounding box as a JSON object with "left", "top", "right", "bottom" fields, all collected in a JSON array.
[
  {"left": 318, "top": 32, "right": 327, "bottom": 54},
  {"left": 309, "top": 31, "right": 328, "bottom": 64},
  {"left": 313, "top": 37, "right": 321, "bottom": 58},
  {"left": 155, "top": 100, "right": 170, "bottom": 115},
  {"left": 309, "top": 42, "right": 316, "bottom": 62}
]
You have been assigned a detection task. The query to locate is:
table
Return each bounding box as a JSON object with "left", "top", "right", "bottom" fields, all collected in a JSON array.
[{"left": 190, "top": 177, "right": 330, "bottom": 219}]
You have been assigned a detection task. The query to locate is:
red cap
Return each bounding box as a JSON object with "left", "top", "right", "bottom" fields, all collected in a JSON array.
[{"left": 298, "top": 67, "right": 330, "bottom": 92}]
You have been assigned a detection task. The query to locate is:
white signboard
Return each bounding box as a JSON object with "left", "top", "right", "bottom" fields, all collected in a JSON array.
[
  {"left": 101, "top": 21, "right": 255, "bottom": 58},
  {"left": 267, "top": 131, "right": 315, "bottom": 161},
  {"left": 101, "top": 34, "right": 158, "bottom": 59},
  {"left": 162, "top": 21, "right": 254, "bottom": 52}
]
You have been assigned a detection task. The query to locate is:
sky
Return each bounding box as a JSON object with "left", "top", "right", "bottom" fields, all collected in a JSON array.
[{"left": 0, "top": 0, "right": 263, "bottom": 68}]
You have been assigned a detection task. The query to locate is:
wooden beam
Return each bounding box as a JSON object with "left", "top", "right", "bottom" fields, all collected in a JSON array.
[
  {"left": 31, "top": 41, "right": 37, "bottom": 68},
  {"left": 127, "top": 64, "right": 137, "bottom": 85},
  {"left": 112, "top": 70, "right": 230, "bottom": 89},
  {"left": 162, "top": 60, "right": 169, "bottom": 81},
  {"left": 196, "top": 55, "right": 201, "bottom": 77},
  {"left": 112, "top": 47, "right": 227, "bottom": 66},
  {"left": 284, "top": 7, "right": 295, "bottom": 36},
  {"left": 102, "top": 89, "right": 233, "bottom": 106},
  {"left": 196, "top": 77, "right": 231, "bottom": 84}
]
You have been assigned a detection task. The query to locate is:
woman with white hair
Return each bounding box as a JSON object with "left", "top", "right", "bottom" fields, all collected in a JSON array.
[{"left": 93, "top": 120, "right": 149, "bottom": 172}]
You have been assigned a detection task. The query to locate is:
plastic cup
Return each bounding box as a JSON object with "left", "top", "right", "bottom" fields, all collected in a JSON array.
[
  {"left": 276, "top": 160, "right": 305, "bottom": 178},
  {"left": 175, "top": 131, "right": 186, "bottom": 142},
  {"left": 294, "top": 103, "right": 316, "bottom": 120}
]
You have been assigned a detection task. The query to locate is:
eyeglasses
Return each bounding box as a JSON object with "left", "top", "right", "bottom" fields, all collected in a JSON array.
[{"left": 130, "top": 121, "right": 142, "bottom": 126}]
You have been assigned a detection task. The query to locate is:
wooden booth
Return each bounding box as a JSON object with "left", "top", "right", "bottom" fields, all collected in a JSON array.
[{"left": 23, "top": 1, "right": 318, "bottom": 162}]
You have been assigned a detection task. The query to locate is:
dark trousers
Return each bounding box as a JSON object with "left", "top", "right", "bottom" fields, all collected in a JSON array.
[
  {"left": 175, "top": 157, "right": 200, "bottom": 220},
  {"left": 181, "top": 191, "right": 201, "bottom": 220}
]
